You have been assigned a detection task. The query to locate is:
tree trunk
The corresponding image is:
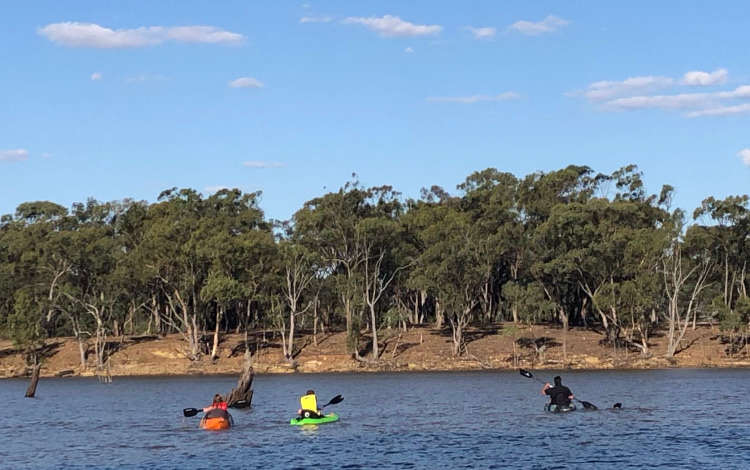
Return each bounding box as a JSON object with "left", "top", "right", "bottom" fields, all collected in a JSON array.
[
  {"left": 225, "top": 358, "right": 254, "bottom": 408},
  {"left": 313, "top": 307, "right": 318, "bottom": 346},
  {"left": 419, "top": 290, "right": 426, "bottom": 324},
  {"left": 370, "top": 303, "right": 379, "bottom": 359},
  {"left": 211, "top": 305, "right": 223, "bottom": 360},
  {"left": 287, "top": 307, "right": 295, "bottom": 360},
  {"left": 343, "top": 295, "right": 353, "bottom": 351},
  {"left": 560, "top": 308, "right": 568, "bottom": 363},
  {"left": 77, "top": 337, "right": 87, "bottom": 371},
  {"left": 25, "top": 363, "right": 42, "bottom": 398},
  {"left": 434, "top": 298, "right": 444, "bottom": 329}
]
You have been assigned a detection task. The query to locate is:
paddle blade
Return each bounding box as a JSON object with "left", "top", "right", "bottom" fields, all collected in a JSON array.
[
  {"left": 329, "top": 395, "right": 344, "bottom": 405},
  {"left": 183, "top": 408, "right": 201, "bottom": 417},
  {"left": 321, "top": 395, "right": 344, "bottom": 408},
  {"left": 579, "top": 400, "right": 598, "bottom": 410},
  {"left": 519, "top": 369, "right": 534, "bottom": 379}
]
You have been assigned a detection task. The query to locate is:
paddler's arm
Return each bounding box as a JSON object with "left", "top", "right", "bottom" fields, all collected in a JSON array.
[{"left": 541, "top": 383, "right": 551, "bottom": 395}]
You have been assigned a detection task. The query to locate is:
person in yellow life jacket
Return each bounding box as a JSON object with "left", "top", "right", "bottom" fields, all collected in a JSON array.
[{"left": 297, "top": 389, "right": 323, "bottom": 418}]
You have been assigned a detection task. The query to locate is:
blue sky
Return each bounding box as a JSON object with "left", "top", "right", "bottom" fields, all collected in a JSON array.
[{"left": 2, "top": 1, "right": 749, "bottom": 221}]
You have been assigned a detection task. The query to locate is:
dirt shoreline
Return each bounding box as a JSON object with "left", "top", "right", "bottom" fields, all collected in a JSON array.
[{"left": 2, "top": 324, "right": 749, "bottom": 379}]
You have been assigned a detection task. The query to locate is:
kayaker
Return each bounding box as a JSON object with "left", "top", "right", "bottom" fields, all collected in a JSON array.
[
  {"left": 542, "top": 376, "right": 574, "bottom": 409},
  {"left": 204, "top": 394, "right": 228, "bottom": 412},
  {"left": 297, "top": 389, "right": 323, "bottom": 418}
]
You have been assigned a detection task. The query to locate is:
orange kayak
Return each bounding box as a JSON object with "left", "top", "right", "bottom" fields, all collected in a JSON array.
[{"left": 200, "top": 409, "right": 233, "bottom": 430}]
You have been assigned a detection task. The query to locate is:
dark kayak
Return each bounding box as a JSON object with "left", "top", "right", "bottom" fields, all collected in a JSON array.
[
  {"left": 545, "top": 403, "right": 577, "bottom": 413},
  {"left": 200, "top": 409, "right": 233, "bottom": 430},
  {"left": 290, "top": 413, "right": 339, "bottom": 426}
]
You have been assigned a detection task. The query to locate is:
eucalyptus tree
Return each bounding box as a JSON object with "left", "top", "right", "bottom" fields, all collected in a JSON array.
[
  {"left": 64, "top": 200, "right": 125, "bottom": 371},
  {"left": 410, "top": 200, "right": 486, "bottom": 355},
  {"left": 357, "top": 212, "right": 411, "bottom": 361},
  {"left": 276, "top": 241, "right": 318, "bottom": 362},
  {"left": 293, "top": 180, "right": 404, "bottom": 354},
  {"left": 195, "top": 189, "right": 269, "bottom": 359},
  {"left": 523, "top": 166, "right": 607, "bottom": 359},
  {"left": 137, "top": 188, "right": 207, "bottom": 359},
  {"left": 0, "top": 202, "right": 70, "bottom": 364},
  {"left": 294, "top": 181, "right": 366, "bottom": 352},
  {"left": 692, "top": 195, "right": 750, "bottom": 307},
  {"left": 457, "top": 169, "right": 520, "bottom": 323},
  {"left": 200, "top": 271, "right": 247, "bottom": 360},
  {"left": 662, "top": 221, "right": 714, "bottom": 358},
  {"left": 403, "top": 186, "right": 457, "bottom": 329}
]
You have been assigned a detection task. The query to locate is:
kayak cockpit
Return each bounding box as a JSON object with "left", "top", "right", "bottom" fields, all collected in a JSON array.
[
  {"left": 200, "top": 409, "right": 234, "bottom": 430},
  {"left": 545, "top": 403, "right": 577, "bottom": 413}
]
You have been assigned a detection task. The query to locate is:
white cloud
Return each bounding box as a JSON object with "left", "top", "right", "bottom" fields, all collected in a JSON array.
[
  {"left": 687, "top": 103, "right": 750, "bottom": 118},
  {"left": 41, "top": 152, "right": 53, "bottom": 158},
  {"left": 243, "top": 161, "right": 285, "bottom": 168},
  {"left": 166, "top": 26, "right": 243, "bottom": 44},
  {"left": 509, "top": 15, "right": 568, "bottom": 35},
  {"left": 343, "top": 15, "right": 442, "bottom": 37},
  {"left": 720, "top": 85, "right": 750, "bottom": 98},
  {"left": 682, "top": 68, "right": 728, "bottom": 86},
  {"left": 573, "top": 69, "right": 750, "bottom": 117},
  {"left": 90, "top": 72, "right": 102, "bottom": 81},
  {"left": 467, "top": 26, "right": 496, "bottom": 39},
  {"left": 606, "top": 92, "right": 712, "bottom": 110},
  {"left": 739, "top": 149, "right": 750, "bottom": 166},
  {"left": 580, "top": 76, "right": 674, "bottom": 101},
  {"left": 0, "top": 149, "right": 29, "bottom": 162},
  {"left": 605, "top": 86, "right": 750, "bottom": 113},
  {"left": 38, "top": 22, "right": 243, "bottom": 48},
  {"left": 426, "top": 92, "right": 520, "bottom": 103},
  {"left": 300, "top": 16, "right": 332, "bottom": 23},
  {"left": 404, "top": 46, "right": 414, "bottom": 53},
  {"left": 229, "top": 77, "right": 264, "bottom": 88}
]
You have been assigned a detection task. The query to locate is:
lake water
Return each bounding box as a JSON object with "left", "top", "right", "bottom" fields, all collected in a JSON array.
[{"left": 2, "top": 369, "right": 749, "bottom": 469}]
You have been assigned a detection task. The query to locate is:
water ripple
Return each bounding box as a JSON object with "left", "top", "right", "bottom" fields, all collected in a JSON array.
[{"left": 2, "top": 370, "right": 749, "bottom": 469}]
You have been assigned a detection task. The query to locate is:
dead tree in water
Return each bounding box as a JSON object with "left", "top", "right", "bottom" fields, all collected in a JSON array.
[
  {"left": 225, "top": 358, "right": 254, "bottom": 408},
  {"left": 25, "top": 364, "right": 41, "bottom": 398}
]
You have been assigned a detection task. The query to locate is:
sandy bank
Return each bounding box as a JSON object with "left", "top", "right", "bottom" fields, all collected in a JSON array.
[{"left": 1, "top": 324, "right": 749, "bottom": 379}]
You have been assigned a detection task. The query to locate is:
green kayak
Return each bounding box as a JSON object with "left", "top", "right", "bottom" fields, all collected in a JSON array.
[{"left": 290, "top": 413, "right": 339, "bottom": 426}]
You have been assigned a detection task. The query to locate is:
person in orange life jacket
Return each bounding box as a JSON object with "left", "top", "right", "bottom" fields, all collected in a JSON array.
[
  {"left": 204, "top": 394, "right": 228, "bottom": 413},
  {"left": 542, "top": 376, "right": 574, "bottom": 407},
  {"left": 297, "top": 389, "right": 323, "bottom": 418}
]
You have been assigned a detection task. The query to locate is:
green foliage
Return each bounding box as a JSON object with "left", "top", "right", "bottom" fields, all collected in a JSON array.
[
  {"left": 717, "top": 295, "right": 750, "bottom": 333},
  {"left": 6, "top": 289, "right": 45, "bottom": 359},
  {"left": 0, "top": 165, "right": 746, "bottom": 362},
  {"left": 502, "top": 281, "right": 556, "bottom": 324}
]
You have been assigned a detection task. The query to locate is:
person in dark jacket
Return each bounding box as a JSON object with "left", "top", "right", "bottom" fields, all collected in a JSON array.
[{"left": 542, "top": 376, "right": 574, "bottom": 410}]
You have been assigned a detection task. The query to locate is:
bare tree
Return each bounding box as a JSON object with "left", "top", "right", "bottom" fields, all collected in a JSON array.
[
  {"left": 361, "top": 246, "right": 409, "bottom": 360},
  {"left": 161, "top": 289, "right": 201, "bottom": 360},
  {"left": 280, "top": 248, "right": 316, "bottom": 362},
  {"left": 663, "top": 244, "right": 713, "bottom": 357}
]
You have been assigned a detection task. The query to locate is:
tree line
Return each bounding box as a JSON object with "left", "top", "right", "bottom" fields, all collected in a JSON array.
[{"left": 1, "top": 165, "right": 748, "bottom": 371}]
